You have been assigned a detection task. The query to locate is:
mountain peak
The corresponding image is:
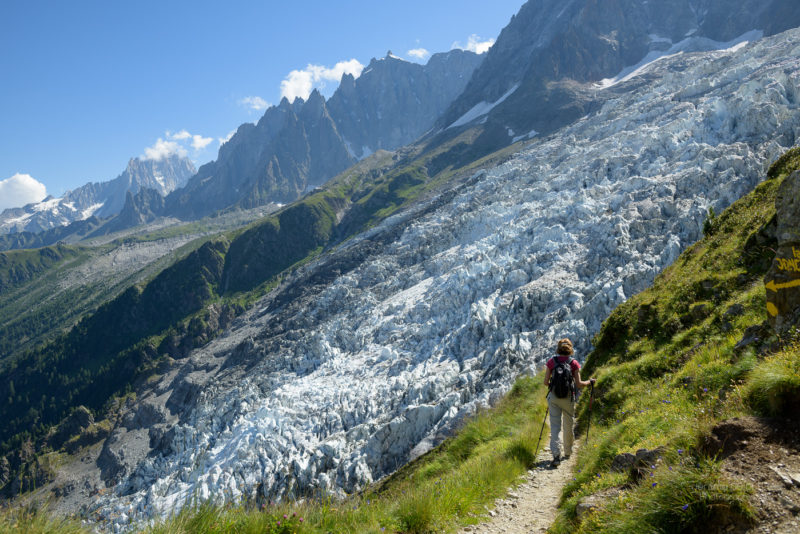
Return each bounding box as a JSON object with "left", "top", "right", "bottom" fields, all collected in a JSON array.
[{"left": 339, "top": 72, "right": 356, "bottom": 91}]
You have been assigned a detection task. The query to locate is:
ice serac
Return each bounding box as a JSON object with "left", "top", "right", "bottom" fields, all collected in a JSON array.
[
  {"left": 437, "top": 0, "right": 800, "bottom": 156},
  {"left": 0, "top": 155, "right": 195, "bottom": 235},
  {"left": 93, "top": 28, "right": 800, "bottom": 528}
]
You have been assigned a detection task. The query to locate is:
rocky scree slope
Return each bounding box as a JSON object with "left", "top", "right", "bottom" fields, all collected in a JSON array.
[
  {"left": 431, "top": 0, "right": 800, "bottom": 164},
  {"left": 83, "top": 29, "right": 800, "bottom": 528},
  {"left": 0, "top": 155, "right": 194, "bottom": 236}
]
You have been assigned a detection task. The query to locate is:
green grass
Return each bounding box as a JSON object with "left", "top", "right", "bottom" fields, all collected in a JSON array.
[
  {"left": 744, "top": 339, "right": 800, "bottom": 415},
  {"left": 573, "top": 460, "right": 754, "bottom": 534},
  {"left": 0, "top": 504, "right": 85, "bottom": 534}
]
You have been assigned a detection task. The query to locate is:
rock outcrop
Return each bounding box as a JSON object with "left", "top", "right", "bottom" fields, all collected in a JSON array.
[
  {"left": 435, "top": 0, "right": 800, "bottom": 159},
  {"left": 766, "top": 169, "right": 800, "bottom": 331},
  {"left": 327, "top": 50, "right": 483, "bottom": 159},
  {"left": 163, "top": 50, "right": 482, "bottom": 220}
]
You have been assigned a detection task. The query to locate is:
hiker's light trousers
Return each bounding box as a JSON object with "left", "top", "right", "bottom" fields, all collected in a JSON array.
[{"left": 548, "top": 393, "right": 575, "bottom": 458}]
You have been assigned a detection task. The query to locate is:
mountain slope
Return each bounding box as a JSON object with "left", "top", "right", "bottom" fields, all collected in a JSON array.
[
  {"left": 327, "top": 50, "right": 484, "bottom": 159},
  {"left": 0, "top": 155, "right": 195, "bottom": 235},
  {"left": 432, "top": 0, "right": 800, "bottom": 162},
  {"left": 72, "top": 28, "right": 800, "bottom": 527}
]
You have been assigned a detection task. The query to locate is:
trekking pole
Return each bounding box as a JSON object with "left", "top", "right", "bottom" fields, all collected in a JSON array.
[
  {"left": 585, "top": 381, "right": 595, "bottom": 446},
  {"left": 534, "top": 392, "right": 550, "bottom": 461}
]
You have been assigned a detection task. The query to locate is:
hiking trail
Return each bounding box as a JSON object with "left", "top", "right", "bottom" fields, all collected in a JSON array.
[{"left": 459, "top": 446, "right": 577, "bottom": 534}]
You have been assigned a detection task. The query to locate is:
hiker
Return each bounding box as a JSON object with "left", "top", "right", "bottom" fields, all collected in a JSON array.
[{"left": 543, "top": 338, "right": 595, "bottom": 467}]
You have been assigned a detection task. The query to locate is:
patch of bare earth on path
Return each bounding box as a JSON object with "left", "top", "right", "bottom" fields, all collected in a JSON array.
[
  {"left": 705, "top": 416, "right": 800, "bottom": 534},
  {"left": 459, "top": 448, "right": 577, "bottom": 534}
]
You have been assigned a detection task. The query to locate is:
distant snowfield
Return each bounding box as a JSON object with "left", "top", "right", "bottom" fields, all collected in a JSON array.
[{"left": 95, "top": 28, "right": 800, "bottom": 529}]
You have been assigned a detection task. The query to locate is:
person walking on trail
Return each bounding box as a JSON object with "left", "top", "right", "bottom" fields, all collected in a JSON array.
[{"left": 543, "top": 338, "right": 595, "bottom": 467}]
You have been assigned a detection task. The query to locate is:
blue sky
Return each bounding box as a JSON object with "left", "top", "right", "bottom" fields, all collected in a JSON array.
[{"left": 0, "top": 0, "right": 524, "bottom": 209}]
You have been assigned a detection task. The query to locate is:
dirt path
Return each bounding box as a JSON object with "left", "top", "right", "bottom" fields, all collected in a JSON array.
[{"left": 459, "top": 447, "right": 577, "bottom": 534}]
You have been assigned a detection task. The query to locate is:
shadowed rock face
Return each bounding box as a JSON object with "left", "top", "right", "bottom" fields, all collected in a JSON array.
[
  {"left": 165, "top": 92, "right": 354, "bottom": 219},
  {"left": 164, "top": 50, "right": 482, "bottom": 221},
  {"left": 766, "top": 170, "right": 800, "bottom": 331},
  {"left": 438, "top": 0, "right": 800, "bottom": 148}
]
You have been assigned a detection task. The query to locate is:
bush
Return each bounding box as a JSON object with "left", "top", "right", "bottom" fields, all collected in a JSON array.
[
  {"left": 576, "top": 461, "right": 754, "bottom": 534},
  {"left": 703, "top": 206, "right": 717, "bottom": 236}
]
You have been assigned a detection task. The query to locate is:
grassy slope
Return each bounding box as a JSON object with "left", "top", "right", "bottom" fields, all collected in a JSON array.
[{"left": 548, "top": 148, "right": 800, "bottom": 533}]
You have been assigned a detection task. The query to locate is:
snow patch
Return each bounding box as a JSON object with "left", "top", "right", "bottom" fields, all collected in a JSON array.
[
  {"left": 596, "top": 30, "right": 763, "bottom": 89},
  {"left": 447, "top": 84, "right": 520, "bottom": 129},
  {"left": 80, "top": 203, "right": 104, "bottom": 220},
  {"left": 32, "top": 197, "right": 64, "bottom": 212},
  {"left": 343, "top": 139, "right": 357, "bottom": 159},
  {"left": 154, "top": 174, "right": 166, "bottom": 190},
  {"left": 513, "top": 129, "right": 539, "bottom": 143}
]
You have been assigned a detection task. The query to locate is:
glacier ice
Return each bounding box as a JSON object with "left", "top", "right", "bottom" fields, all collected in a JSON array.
[{"left": 93, "top": 28, "right": 800, "bottom": 529}]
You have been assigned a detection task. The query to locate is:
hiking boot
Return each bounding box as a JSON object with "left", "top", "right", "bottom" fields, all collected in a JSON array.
[{"left": 551, "top": 455, "right": 561, "bottom": 467}]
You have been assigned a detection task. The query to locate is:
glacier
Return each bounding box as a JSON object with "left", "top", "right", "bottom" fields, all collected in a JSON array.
[{"left": 92, "top": 28, "right": 800, "bottom": 529}]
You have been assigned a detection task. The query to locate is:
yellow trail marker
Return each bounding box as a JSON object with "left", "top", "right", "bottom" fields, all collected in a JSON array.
[
  {"left": 767, "top": 302, "right": 779, "bottom": 317},
  {"left": 765, "top": 279, "right": 800, "bottom": 292}
]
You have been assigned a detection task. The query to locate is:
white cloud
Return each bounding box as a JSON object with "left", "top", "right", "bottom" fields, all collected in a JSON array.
[
  {"left": 169, "top": 129, "right": 192, "bottom": 140},
  {"left": 0, "top": 173, "right": 48, "bottom": 211},
  {"left": 280, "top": 59, "right": 365, "bottom": 102},
  {"left": 218, "top": 130, "right": 236, "bottom": 146},
  {"left": 143, "top": 138, "right": 188, "bottom": 161},
  {"left": 191, "top": 134, "right": 213, "bottom": 151},
  {"left": 408, "top": 48, "right": 430, "bottom": 61},
  {"left": 239, "top": 96, "right": 269, "bottom": 111},
  {"left": 144, "top": 130, "right": 216, "bottom": 160},
  {"left": 452, "top": 34, "right": 495, "bottom": 54}
]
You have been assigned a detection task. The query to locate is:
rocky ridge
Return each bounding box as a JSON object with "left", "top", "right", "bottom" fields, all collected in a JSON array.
[
  {"left": 163, "top": 50, "right": 482, "bottom": 220},
  {"left": 83, "top": 28, "right": 800, "bottom": 529},
  {"left": 434, "top": 0, "right": 800, "bottom": 160}
]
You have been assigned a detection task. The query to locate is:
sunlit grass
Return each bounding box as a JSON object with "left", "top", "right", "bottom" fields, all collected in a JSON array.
[
  {"left": 745, "top": 341, "right": 800, "bottom": 415},
  {"left": 0, "top": 504, "right": 85, "bottom": 534}
]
